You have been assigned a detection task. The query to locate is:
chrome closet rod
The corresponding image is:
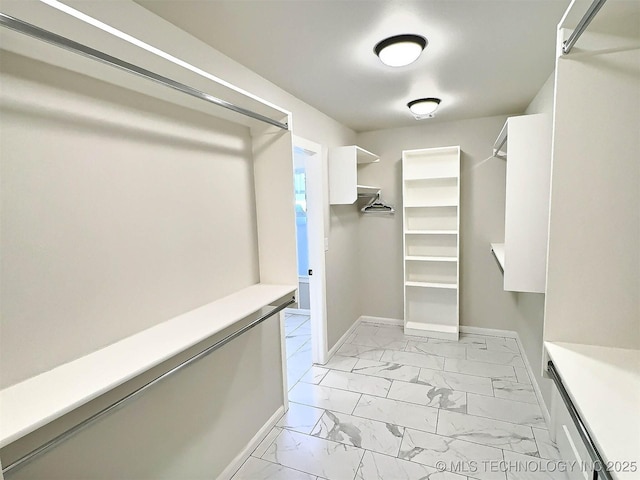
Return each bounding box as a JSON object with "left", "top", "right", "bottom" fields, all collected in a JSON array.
[
  {"left": 2, "top": 296, "right": 295, "bottom": 475},
  {"left": 562, "top": 0, "right": 608, "bottom": 54},
  {"left": 0, "top": 13, "right": 289, "bottom": 131},
  {"left": 547, "top": 361, "right": 613, "bottom": 480}
]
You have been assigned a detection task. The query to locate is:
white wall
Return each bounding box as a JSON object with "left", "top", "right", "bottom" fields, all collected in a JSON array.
[{"left": 544, "top": 34, "right": 640, "bottom": 349}]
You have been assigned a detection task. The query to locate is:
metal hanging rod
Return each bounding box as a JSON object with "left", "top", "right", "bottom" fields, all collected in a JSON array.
[
  {"left": 0, "top": 13, "right": 288, "bottom": 130},
  {"left": 562, "top": 0, "right": 608, "bottom": 54},
  {"left": 2, "top": 296, "right": 295, "bottom": 475},
  {"left": 547, "top": 361, "right": 613, "bottom": 480}
]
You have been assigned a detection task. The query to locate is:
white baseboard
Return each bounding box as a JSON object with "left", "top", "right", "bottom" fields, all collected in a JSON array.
[
  {"left": 513, "top": 334, "right": 551, "bottom": 427},
  {"left": 284, "top": 308, "right": 311, "bottom": 315},
  {"left": 460, "top": 325, "right": 516, "bottom": 338},
  {"left": 217, "top": 405, "right": 285, "bottom": 480},
  {"left": 460, "top": 325, "right": 551, "bottom": 428},
  {"left": 359, "top": 315, "right": 403, "bottom": 326},
  {"left": 326, "top": 317, "right": 363, "bottom": 361}
]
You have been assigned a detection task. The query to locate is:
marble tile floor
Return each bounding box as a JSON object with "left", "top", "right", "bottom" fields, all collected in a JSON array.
[
  {"left": 284, "top": 313, "right": 314, "bottom": 390},
  {"left": 231, "top": 320, "right": 567, "bottom": 480}
]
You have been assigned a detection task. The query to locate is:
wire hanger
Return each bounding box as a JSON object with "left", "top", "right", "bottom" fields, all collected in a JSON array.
[{"left": 361, "top": 193, "right": 395, "bottom": 214}]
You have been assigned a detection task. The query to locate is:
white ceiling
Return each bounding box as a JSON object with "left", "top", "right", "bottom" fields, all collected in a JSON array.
[{"left": 137, "top": 0, "right": 571, "bottom": 132}]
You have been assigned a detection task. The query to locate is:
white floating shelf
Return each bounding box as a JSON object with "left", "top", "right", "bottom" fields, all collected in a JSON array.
[
  {"left": 355, "top": 146, "right": 380, "bottom": 164},
  {"left": 357, "top": 185, "right": 381, "bottom": 196},
  {"left": 493, "top": 119, "right": 508, "bottom": 159},
  {"left": 404, "top": 230, "right": 458, "bottom": 235},
  {"left": 404, "top": 203, "right": 459, "bottom": 208},
  {"left": 405, "top": 281, "right": 457, "bottom": 289},
  {"left": 405, "top": 256, "right": 458, "bottom": 263},
  {"left": 0, "top": 283, "right": 297, "bottom": 448},
  {"left": 491, "top": 242, "right": 506, "bottom": 274},
  {"left": 404, "top": 175, "right": 459, "bottom": 181}
]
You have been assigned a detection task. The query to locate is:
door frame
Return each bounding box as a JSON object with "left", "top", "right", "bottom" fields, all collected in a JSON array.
[{"left": 292, "top": 135, "right": 328, "bottom": 365}]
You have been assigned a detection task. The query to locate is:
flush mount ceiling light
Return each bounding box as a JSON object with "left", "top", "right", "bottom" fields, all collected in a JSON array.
[
  {"left": 374, "top": 34, "right": 427, "bottom": 67},
  {"left": 407, "top": 98, "right": 441, "bottom": 119}
]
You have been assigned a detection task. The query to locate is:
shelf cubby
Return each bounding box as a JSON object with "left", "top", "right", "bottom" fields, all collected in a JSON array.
[
  {"left": 405, "top": 234, "right": 457, "bottom": 258},
  {"left": 404, "top": 206, "right": 458, "bottom": 231}
]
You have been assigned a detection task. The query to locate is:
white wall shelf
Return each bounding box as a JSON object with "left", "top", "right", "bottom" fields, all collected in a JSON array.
[
  {"left": 405, "top": 230, "right": 458, "bottom": 235},
  {"left": 490, "top": 243, "right": 505, "bottom": 273},
  {"left": 356, "top": 185, "right": 381, "bottom": 196},
  {"left": 329, "top": 145, "right": 380, "bottom": 204},
  {"left": 405, "top": 256, "right": 457, "bottom": 262},
  {"left": 0, "top": 283, "right": 297, "bottom": 448},
  {"left": 491, "top": 114, "right": 551, "bottom": 293},
  {"left": 405, "top": 281, "right": 457, "bottom": 289},
  {"left": 402, "top": 146, "right": 460, "bottom": 340}
]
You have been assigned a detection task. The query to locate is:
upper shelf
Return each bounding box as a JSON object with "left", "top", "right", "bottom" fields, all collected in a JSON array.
[
  {"left": 329, "top": 145, "right": 381, "bottom": 205},
  {"left": 0, "top": 283, "right": 297, "bottom": 448},
  {"left": 0, "top": 1, "right": 290, "bottom": 132},
  {"left": 491, "top": 243, "right": 505, "bottom": 274},
  {"left": 493, "top": 120, "right": 508, "bottom": 159},
  {"left": 355, "top": 147, "right": 380, "bottom": 164}
]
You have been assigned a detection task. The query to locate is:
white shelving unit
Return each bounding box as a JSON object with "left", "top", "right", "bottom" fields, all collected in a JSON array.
[
  {"left": 491, "top": 114, "right": 551, "bottom": 293},
  {"left": 329, "top": 145, "right": 380, "bottom": 204},
  {"left": 402, "top": 146, "right": 460, "bottom": 340}
]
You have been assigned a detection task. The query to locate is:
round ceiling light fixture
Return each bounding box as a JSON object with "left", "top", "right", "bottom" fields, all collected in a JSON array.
[
  {"left": 407, "top": 98, "right": 441, "bottom": 119},
  {"left": 374, "top": 34, "right": 427, "bottom": 67}
]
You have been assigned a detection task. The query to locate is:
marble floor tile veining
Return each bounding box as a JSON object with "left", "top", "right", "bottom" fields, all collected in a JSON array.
[
  {"left": 319, "top": 369, "right": 393, "bottom": 397},
  {"left": 352, "top": 394, "right": 438, "bottom": 433},
  {"left": 262, "top": 429, "right": 365, "bottom": 480},
  {"left": 231, "top": 322, "right": 568, "bottom": 480},
  {"left": 311, "top": 410, "right": 404, "bottom": 456}
]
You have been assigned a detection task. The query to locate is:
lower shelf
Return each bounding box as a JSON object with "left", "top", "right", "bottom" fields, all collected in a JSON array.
[
  {"left": 405, "top": 321, "right": 459, "bottom": 340},
  {"left": 0, "top": 283, "right": 297, "bottom": 448}
]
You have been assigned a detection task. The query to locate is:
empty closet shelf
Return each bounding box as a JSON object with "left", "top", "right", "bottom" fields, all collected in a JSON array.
[
  {"left": 0, "top": 283, "right": 296, "bottom": 448},
  {"left": 405, "top": 281, "right": 457, "bottom": 289},
  {"left": 490, "top": 243, "right": 505, "bottom": 273},
  {"left": 404, "top": 230, "right": 458, "bottom": 235},
  {"left": 404, "top": 202, "right": 458, "bottom": 208},
  {"left": 356, "top": 185, "right": 381, "bottom": 196},
  {"left": 405, "top": 256, "right": 457, "bottom": 262}
]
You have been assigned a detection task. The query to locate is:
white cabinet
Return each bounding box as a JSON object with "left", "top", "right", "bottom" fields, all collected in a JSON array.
[
  {"left": 329, "top": 145, "right": 380, "bottom": 204},
  {"left": 402, "top": 146, "right": 460, "bottom": 340},
  {"left": 493, "top": 113, "right": 551, "bottom": 293}
]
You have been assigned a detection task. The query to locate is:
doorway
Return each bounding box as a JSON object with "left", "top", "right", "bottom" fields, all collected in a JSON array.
[{"left": 284, "top": 136, "right": 328, "bottom": 392}]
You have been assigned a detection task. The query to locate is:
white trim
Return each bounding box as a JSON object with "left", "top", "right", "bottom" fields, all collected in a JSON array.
[
  {"left": 326, "top": 318, "right": 362, "bottom": 362},
  {"left": 459, "top": 325, "right": 551, "bottom": 427},
  {"left": 359, "top": 315, "right": 403, "bottom": 326},
  {"left": 216, "top": 405, "right": 285, "bottom": 480},
  {"left": 293, "top": 136, "right": 329, "bottom": 365},
  {"left": 279, "top": 312, "right": 289, "bottom": 411},
  {"left": 284, "top": 308, "right": 311, "bottom": 316},
  {"left": 513, "top": 334, "right": 551, "bottom": 427}
]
